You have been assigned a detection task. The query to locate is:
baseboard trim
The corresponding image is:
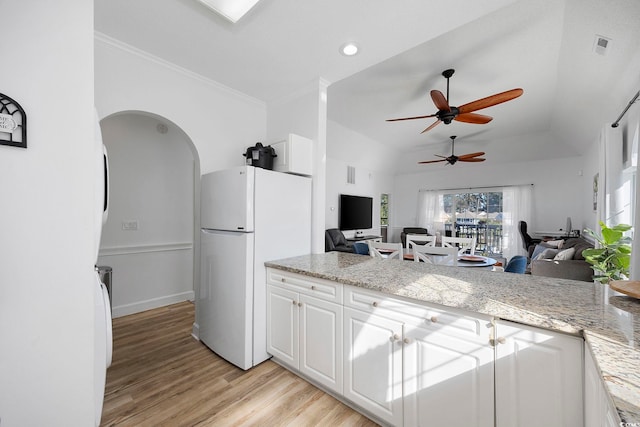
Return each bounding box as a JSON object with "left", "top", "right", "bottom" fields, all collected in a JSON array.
[{"left": 112, "top": 291, "right": 195, "bottom": 318}]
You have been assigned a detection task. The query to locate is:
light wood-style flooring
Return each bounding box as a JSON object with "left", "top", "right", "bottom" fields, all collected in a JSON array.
[{"left": 101, "top": 301, "right": 378, "bottom": 426}]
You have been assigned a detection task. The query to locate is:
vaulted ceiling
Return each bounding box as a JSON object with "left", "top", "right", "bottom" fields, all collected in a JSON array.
[{"left": 95, "top": 0, "right": 640, "bottom": 174}]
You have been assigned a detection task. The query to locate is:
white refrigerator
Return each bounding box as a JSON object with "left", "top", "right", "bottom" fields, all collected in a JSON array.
[{"left": 199, "top": 165, "right": 311, "bottom": 370}]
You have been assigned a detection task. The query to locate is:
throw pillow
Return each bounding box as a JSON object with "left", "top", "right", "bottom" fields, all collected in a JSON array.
[
  {"left": 531, "top": 243, "right": 553, "bottom": 260},
  {"left": 535, "top": 248, "right": 559, "bottom": 260},
  {"left": 544, "top": 239, "right": 564, "bottom": 248},
  {"left": 553, "top": 247, "right": 576, "bottom": 261}
]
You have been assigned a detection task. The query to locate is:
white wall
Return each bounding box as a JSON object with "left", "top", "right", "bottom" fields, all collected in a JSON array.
[
  {"left": 0, "top": 1, "right": 96, "bottom": 425},
  {"left": 326, "top": 120, "right": 397, "bottom": 239},
  {"left": 97, "top": 113, "right": 195, "bottom": 317},
  {"left": 266, "top": 80, "right": 329, "bottom": 254},
  {"left": 393, "top": 156, "right": 586, "bottom": 237}
]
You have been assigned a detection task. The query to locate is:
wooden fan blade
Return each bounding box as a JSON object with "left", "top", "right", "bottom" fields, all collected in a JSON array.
[
  {"left": 458, "top": 152, "right": 485, "bottom": 159},
  {"left": 430, "top": 90, "right": 450, "bottom": 111},
  {"left": 459, "top": 158, "right": 486, "bottom": 162},
  {"left": 458, "top": 88, "right": 524, "bottom": 114},
  {"left": 454, "top": 113, "right": 493, "bottom": 124},
  {"left": 386, "top": 114, "right": 437, "bottom": 122},
  {"left": 420, "top": 119, "right": 441, "bottom": 134},
  {"left": 418, "top": 159, "right": 447, "bottom": 164}
]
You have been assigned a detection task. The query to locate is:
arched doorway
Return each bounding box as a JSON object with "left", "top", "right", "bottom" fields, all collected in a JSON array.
[{"left": 97, "top": 111, "right": 200, "bottom": 317}]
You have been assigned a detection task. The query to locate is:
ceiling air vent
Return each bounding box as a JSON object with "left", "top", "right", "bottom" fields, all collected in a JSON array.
[{"left": 593, "top": 35, "right": 611, "bottom": 56}]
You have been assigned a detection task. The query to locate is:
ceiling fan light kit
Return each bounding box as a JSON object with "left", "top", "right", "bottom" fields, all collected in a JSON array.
[{"left": 387, "top": 68, "right": 523, "bottom": 134}]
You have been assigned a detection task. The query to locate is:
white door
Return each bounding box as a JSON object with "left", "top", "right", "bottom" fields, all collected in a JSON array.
[
  {"left": 199, "top": 229, "right": 254, "bottom": 370},
  {"left": 343, "top": 308, "right": 403, "bottom": 426},
  {"left": 266, "top": 285, "right": 299, "bottom": 369},
  {"left": 494, "top": 320, "right": 583, "bottom": 427},
  {"left": 299, "top": 294, "right": 343, "bottom": 394},
  {"left": 403, "top": 324, "right": 494, "bottom": 427}
]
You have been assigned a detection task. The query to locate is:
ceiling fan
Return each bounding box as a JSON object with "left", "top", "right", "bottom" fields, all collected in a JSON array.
[
  {"left": 387, "top": 69, "right": 523, "bottom": 133},
  {"left": 419, "top": 135, "right": 485, "bottom": 165}
]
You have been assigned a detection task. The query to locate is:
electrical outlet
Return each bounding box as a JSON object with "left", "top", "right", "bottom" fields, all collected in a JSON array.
[{"left": 122, "top": 220, "right": 138, "bottom": 231}]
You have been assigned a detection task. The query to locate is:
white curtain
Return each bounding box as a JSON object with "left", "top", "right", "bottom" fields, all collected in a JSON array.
[
  {"left": 502, "top": 185, "right": 533, "bottom": 260},
  {"left": 417, "top": 190, "right": 445, "bottom": 235}
]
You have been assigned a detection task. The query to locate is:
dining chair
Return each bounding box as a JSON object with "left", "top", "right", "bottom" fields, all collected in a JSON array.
[
  {"left": 412, "top": 245, "right": 458, "bottom": 266},
  {"left": 405, "top": 234, "right": 437, "bottom": 250},
  {"left": 441, "top": 236, "right": 476, "bottom": 256},
  {"left": 368, "top": 241, "right": 403, "bottom": 260}
]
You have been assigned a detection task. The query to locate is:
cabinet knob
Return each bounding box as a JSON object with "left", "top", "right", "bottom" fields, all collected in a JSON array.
[
  {"left": 292, "top": 300, "right": 297, "bottom": 305},
  {"left": 372, "top": 301, "right": 379, "bottom": 307},
  {"left": 281, "top": 278, "right": 286, "bottom": 282},
  {"left": 390, "top": 334, "right": 400, "bottom": 342},
  {"left": 497, "top": 337, "right": 506, "bottom": 345},
  {"left": 403, "top": 338, "right": 411, "bottom": 344},
  {"left": 430, "top": 316, "right": 438, "bottom": 323},
  {"left": 311, "top": 285, "right": 316, "bottom": 291}
]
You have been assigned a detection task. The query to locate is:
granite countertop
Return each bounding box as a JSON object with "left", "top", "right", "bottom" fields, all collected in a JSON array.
[{"left": 266, "top": 252, "right": 640, "bottom": 423}]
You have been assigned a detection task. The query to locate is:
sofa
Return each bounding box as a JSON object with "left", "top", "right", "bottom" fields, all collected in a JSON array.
[
  {"left": 400, "top": 227, "right": 428, "bottom": 248},
  {"left": 325, "top": 228, "right": 354, "bottom": 253},
  {"left": 529, "top": 237, "right": 594, "bottom": 282}
]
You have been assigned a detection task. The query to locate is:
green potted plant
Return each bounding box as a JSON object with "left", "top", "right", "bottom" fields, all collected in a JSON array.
[{"left": 582, "top": 221, "right": 632, "bottom": 284}]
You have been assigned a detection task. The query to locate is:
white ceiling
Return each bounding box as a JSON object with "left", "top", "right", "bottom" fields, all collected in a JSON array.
[{"left": 95, "top": 0, "right": 640, "bottom": 174}]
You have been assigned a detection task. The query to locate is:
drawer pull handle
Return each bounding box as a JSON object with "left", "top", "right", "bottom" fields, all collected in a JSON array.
[
  {"left": 430, "top": 316, "right": 438, "bottom": 323},
  {"left": 311, "top": 285, "right": 316, "bottom": 291},
  {"left": 372, "top": 301, "right": 379, "bottom": 307},
  {"left": 281, "top": 278, "right": 286, "bottom": 282}
]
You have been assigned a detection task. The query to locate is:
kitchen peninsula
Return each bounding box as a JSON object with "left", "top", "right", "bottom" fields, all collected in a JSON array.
[{"left": 266, "top": 252, "right": 640, "bottom": 426}]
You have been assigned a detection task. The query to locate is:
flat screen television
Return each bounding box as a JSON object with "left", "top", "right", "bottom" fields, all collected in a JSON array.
[{"left": 339, "top": 194, "right": 373, "bottom": 230}]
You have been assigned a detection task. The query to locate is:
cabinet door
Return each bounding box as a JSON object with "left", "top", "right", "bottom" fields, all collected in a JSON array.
[
  {"left": 584, "top": 344, "right": 620, "bottom": 427},
  {"left": 495, "top": 320, "right": 583, "bottom": 427},
  {"left": 404, "top": 324, "right": 494, "bottom": 427},
  {"left": 343, "top": 308, "right": 403, "bottom": 426},
  {"left": 266, "top": 285, "right": 299, "bottom": 369},
  {"left": 299, "top": 294, "right": 343, "bottom": 394}
]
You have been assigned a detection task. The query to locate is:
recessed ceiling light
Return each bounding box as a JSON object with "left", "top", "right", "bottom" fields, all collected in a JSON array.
[
  {"left": 196, "top": 0, "right": 261, "bottom": 23},
  {"left": 340, "top": 42, "right": 359, "bottom": 56}
]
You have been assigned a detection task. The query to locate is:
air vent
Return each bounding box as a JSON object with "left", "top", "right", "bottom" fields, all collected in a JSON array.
[
  {"left": 593, "top": 35, "right": 611, "bottom": 56},
  {"left": 347, "top": 165, "right": 355, "bottom": 184}
]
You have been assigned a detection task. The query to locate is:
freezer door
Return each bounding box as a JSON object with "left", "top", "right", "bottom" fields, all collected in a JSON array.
[
  {"left": 199, "top": 229, "right": 254, "bottom": 370},
  {"left": 201, "top": 166, "right": 255, "bottom": 232}
]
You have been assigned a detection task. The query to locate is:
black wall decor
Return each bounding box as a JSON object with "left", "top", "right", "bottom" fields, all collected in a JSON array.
[{"left": 0, "top": 93, "right": 27, "bottom": 148}]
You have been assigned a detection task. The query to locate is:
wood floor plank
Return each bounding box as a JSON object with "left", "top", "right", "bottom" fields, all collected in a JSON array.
[{"left": 100, "top": 301, "right": 378, "bottom": 426}]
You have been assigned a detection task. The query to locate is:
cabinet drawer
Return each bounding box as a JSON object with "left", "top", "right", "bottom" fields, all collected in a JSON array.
[
  {"left": 267, "top": 268, "right": 342, "bottom": 303},
  {"left": 344, "top": 285, "right": 490, "bottom": 339}
]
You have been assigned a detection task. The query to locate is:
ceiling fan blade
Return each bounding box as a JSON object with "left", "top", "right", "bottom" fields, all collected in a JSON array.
[
  {"left": 458, "top": 88, "right": 524, "bottom": 114},
  {"left": 454, "top": 112, "right": 493, "bottom": 124},
  {"left": 386, "top": 114, "right": 437, "bottom": 122},
  {"left": 459, "top": 158, "right": 486, "bottom": 162},
  {"left": 420, "top": 119, "right": 441, "bottom": 134},
  {"left": 430, "top": 90, "right": 450, "bottom": 111},
  {"left": 418, "top": 159, "right": 447, "bottom": 164},
  {"left": 457, "top": 151, "right": 486, "bottom": 159}
]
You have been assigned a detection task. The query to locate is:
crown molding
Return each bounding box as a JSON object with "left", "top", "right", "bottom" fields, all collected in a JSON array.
[{"left": 94, "top": 31, "right": 265, "bottom": 108}]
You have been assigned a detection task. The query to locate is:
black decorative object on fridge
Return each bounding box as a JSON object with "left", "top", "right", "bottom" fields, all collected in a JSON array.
[{"left": 0, "top": 92, "right": 27, "bottom": 148}]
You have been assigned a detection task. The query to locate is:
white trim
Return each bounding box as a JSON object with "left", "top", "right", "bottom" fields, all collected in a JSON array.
[
  {"left": 112, "top": 291, "right": 195, "bottom": 318},
  {"left": 94, "top": 31, "right": 266, "bottom": 108},
  {"left": 99, "top": 242, "right": 193, "bottom": 257}
]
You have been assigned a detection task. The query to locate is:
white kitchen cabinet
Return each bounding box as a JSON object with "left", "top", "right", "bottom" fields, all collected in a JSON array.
[
  {"left": 266, "top": 270, "right": 342, "bottom": 394},
  {"left": 343, "top": 307, "right": 403, "bottom": 426},
  {"left": 403, "top": 322, "right": 494, "bottom": 427},
  {"left": 584, "top": 343, "right": 621, "bottom": 427},
  {"left": 494, "top": 319, "right": 584, "bottom": 427},
  {"left": 271, "top": 133, "right": 313, "bottom": 176}
]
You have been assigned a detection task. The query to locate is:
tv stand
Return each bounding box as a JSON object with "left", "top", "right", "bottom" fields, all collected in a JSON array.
[{"left": 346, "top": 235, "right": 382, "bottom": 243}]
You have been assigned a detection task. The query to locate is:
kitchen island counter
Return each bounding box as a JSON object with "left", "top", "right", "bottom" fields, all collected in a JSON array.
[{"left": 266, "top": 252, "right": 640, "bottom": 423}]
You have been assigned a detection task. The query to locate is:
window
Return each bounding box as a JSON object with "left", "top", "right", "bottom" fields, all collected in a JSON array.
[
  {"left": 442, "top": 191, "right": 503, "bottom": 255},
  {"left": 380, "top": 193, "right": 389, "bottom": 226}
]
